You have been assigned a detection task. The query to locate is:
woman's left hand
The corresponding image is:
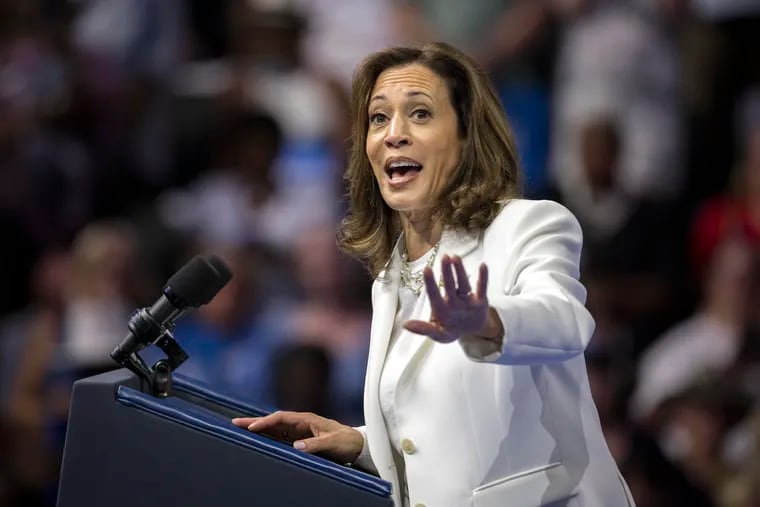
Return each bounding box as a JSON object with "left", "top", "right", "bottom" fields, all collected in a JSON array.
[{"left": 404, "top": 255, "right": 499, "bottom": 343}]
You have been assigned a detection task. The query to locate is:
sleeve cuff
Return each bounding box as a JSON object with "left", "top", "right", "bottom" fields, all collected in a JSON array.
[
  {"left": 349, "top": 425, "right": 377, "bottom": 474},
  {"left": 459, "top": 333, "right": 504, "bottom": 362}
]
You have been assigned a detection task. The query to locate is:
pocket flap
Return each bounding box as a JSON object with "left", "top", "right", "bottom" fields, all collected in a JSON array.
[{"left": 473, "top": 462, "right": 577, "bottom": 507}]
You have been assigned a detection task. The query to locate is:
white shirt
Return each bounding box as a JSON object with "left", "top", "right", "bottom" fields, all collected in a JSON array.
[{"left": 379, "top": 247, "right": 437, "bottom": 506}]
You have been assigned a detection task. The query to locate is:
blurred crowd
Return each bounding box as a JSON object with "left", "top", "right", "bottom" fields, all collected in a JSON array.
[{"left": 0, "top": 0, "right": 758, "bottom": 505}]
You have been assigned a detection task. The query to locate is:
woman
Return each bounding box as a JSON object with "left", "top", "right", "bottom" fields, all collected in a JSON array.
[{"left": 233, "top": 42, "right": 633, "bottom": 507}]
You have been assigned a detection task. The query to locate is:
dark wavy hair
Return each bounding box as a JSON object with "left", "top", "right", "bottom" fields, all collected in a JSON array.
[{"left": 337, "top": 42, "right": 522, "bottom": 277}]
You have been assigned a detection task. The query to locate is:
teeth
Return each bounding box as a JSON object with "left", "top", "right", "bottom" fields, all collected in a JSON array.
[{"left": 388, "top": 161, "right": 421, "bottom": 169}]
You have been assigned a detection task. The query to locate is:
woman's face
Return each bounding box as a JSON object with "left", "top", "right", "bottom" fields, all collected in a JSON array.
[{"left": 366, "top": 64, "right": 463, "bottom": 215}]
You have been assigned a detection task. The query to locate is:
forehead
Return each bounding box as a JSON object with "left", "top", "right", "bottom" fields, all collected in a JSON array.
[{"left": 370, "top": 64, "right": 448, "bottom": 101}]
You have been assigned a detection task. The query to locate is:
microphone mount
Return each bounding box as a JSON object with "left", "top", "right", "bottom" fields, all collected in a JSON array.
[{"left": 113, "top": 307, "right": 189, "bottom": 398}]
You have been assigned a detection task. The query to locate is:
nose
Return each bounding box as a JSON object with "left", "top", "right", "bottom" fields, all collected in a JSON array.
[{"left": 384, "top": 117, "right": 411, "bottom": 148}]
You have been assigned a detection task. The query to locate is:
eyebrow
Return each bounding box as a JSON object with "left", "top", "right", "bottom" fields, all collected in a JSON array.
[{"left": 369, "top": 90, "right": 433, "bottom": 105}]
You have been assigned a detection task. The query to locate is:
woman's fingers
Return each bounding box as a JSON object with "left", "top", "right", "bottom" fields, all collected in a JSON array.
[
  {"left": 452, "top": 256, "right": 473, "bottom": 297},
  {"left": 231, "top": 417, "right": 259, "bottom": 428},
  {"left": 440, "top": 255, "right": 458, "bottom": 297},
  {"left": 233, "top": 412, "right": 364, "bottom": 464},
  {"left": 233, "top": 411, "right": 310, "bottom": 441},
  {"left": 423, "top": 267, "right": 445, "bottom": 313},
  {"left": 477, "top": 263, "right": 488, "bottom": 299},
  {"left": 245, "top": 410, "right": 288, "bottom": 431}
]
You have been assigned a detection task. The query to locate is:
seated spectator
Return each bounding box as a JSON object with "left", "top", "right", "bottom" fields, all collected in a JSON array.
[
  {"left": 173, "top": 0, "right": 346, "bottom": 220},
  {"left": 550, "top": 0, "right": 683, "bottom": 201},
  {"left": 651, "top": 377, "right": 750, "bottom": 504},
  {"left": 0, "top": 249, "right": 68, "bottom": 507},
  {"left": 272, "top": 344, "right": 332, "bottom": 416},
  {"left": 158, "top": 109, "right": 335, "bottom": 252},
  {"left": 620, "top": 430, "right": 714, "bottom": 507},
  {"left": 6, "top": 220, "right": 142, "bottom": 506},
  {"left": 272, "top": 225, "right": 372, "bottom": 425},
  {"left": 632, "top": 237, "right": 760, "bottom": 421},
  {"left": 552, "top": 115, "right": 686, "bottom": 352},
  {"left": 691, "top": 123, "right": 760, "bottom": 279}
]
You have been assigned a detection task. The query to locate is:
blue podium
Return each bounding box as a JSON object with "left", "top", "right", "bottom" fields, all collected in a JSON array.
[{"left": 56, "top": 369, "right": 393, "bottom": 506}]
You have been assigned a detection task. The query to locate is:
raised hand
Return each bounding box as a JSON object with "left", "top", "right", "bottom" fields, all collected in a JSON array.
[
  {"left": 232, "top": 411, "right": 364, "bottom": 464},
  {"left": 404, "top": 255, "right": 498, "bottom": 343}
]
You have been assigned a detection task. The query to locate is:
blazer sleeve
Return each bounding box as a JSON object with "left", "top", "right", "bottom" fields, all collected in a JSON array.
[{"left": 459, "top": 200, "right": 595, "bottom": 365}]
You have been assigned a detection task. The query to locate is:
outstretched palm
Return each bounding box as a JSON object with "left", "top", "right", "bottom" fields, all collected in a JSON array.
[{"left": 404, "top": 255, "right": 490, "bottom": 343}]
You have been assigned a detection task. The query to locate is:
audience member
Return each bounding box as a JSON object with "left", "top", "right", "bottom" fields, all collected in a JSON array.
[
  {"left": 632, "top": 237, "right": 759, "bottom": 421},
  {"left": 553, "top": 115, "right": 685, "bottom": 352}
]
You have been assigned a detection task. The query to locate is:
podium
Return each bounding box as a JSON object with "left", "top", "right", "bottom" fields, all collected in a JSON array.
[{"left": 57, "top": 369, "right": 393, "bottom": 507}]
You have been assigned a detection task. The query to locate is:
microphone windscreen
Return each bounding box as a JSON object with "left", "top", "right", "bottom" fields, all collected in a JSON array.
[
  {"left": 206, "top": 254, "right": 233, "bottom": 286},
  {"left": 166, "top": 255, "right": 232, "bottom": 307}
]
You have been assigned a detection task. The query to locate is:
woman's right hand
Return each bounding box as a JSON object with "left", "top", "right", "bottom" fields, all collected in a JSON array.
[{"left": 232, "top": 411, "right": 364, "bottom": 465}]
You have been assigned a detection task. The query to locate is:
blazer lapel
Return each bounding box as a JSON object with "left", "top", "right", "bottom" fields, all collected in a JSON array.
[
  {"left": 366, "top": 252, "right": 400, "bottom": 400},
  {"left": 363, "top": 242, "right": 401, "bottom": 481}
]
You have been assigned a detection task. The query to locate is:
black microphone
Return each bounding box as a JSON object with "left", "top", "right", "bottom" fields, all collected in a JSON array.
[{"left": 110, "top": 254, "right": 233, "bottom": 365}]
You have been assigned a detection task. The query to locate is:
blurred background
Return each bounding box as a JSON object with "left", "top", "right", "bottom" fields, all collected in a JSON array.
[{"left": 0, "top": 0, "right": 758, "bottom": 505}]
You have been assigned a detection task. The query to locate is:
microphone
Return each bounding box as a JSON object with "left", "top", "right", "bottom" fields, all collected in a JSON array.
[{"left": 110, "top": 254, "right": 233, "bottom": 365}]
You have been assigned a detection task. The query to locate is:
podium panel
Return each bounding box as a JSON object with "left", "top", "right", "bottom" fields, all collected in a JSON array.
[{"left": 57, "top": 369, "right": 393, "bottom": 507}]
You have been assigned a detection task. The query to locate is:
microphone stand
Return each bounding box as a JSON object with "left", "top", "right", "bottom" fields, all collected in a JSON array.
[
  {"left": 150, "top": 331, "right": 189, "bottom": 397},
  {"left": 113, "top": 315, "right": 189, "bottom": 398}
]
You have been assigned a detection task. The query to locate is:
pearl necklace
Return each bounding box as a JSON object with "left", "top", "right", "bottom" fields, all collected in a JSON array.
[{"left": 400, "top": 242, "right": 440, "bottom": 296}]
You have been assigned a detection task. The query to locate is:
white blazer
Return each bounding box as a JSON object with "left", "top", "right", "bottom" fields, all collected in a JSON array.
[{"left": 354, "top": 199, "right": 634, "bottom": 507}]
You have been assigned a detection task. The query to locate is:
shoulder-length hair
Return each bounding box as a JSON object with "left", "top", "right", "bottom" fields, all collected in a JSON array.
[{"left": 337, "top": 42, "right": 522, "bottom": 277}]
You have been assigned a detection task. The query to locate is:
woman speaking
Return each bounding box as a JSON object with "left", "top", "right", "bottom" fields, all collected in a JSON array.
[{"left": 234, "top": 42, "right": 634, "bottom": 507}]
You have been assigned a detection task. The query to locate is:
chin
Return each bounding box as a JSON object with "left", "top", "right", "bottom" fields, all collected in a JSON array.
[
  {"left": 383, "top": 201, "right": 412, "bottom": 213},
  {"left": 380, "top": 192, "right": 416, "bottom": 212},
  {"left": 378, "top": 178, "right": 437, "bottom": 213},
  {"left": 382, "top": 197, "right": 430, "bottom": 215}
]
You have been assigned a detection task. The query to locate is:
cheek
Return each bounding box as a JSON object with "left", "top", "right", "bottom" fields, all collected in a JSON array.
[
  {"left": 366, "top": 136, "right": 383, "bottom": 168},
  {"left": 367, "top": 136, "right": 391, "bottom": 180},
  {"left": 371, "top": 165, "right": 384, "bottom": 184},
  {"left": 447, "top": 150, "right": 462, "bottom": 177},
  {"left": 432, "top": 144, "right": 462, "bottom": 182},
  {"left": 367, "top": 159, "right": 385, "bottom": 185}
]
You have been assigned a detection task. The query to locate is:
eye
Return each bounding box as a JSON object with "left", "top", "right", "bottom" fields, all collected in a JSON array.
[
  {"left": 412, "top": 108, "right": 431, "bottom": 121},
  {"left": 369, "top": 113, "right": 388, "bottom": 125}
]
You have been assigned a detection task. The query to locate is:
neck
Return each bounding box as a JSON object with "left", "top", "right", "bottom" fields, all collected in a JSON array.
[{"left": 400, "top": 210, "right": 443, "bottom": 261}]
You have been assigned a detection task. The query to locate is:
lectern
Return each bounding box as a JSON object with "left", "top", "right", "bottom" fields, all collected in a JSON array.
[{"left": 57, "top": 369, "right": 393, "bottom": 507}]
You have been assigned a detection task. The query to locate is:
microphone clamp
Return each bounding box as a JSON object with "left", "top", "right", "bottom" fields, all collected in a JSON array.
[{"left": 111, "top": 307, "right": 189, "bottom": 397}]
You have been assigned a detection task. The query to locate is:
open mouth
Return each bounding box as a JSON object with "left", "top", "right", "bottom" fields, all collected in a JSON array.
[{"left": 385, "top": 157, "right": 423, "bottom": 185}]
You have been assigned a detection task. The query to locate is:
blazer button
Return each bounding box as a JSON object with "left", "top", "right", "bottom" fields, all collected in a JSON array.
[{"left": 401, "top": 438, "right": 416, "bottom": 455}]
